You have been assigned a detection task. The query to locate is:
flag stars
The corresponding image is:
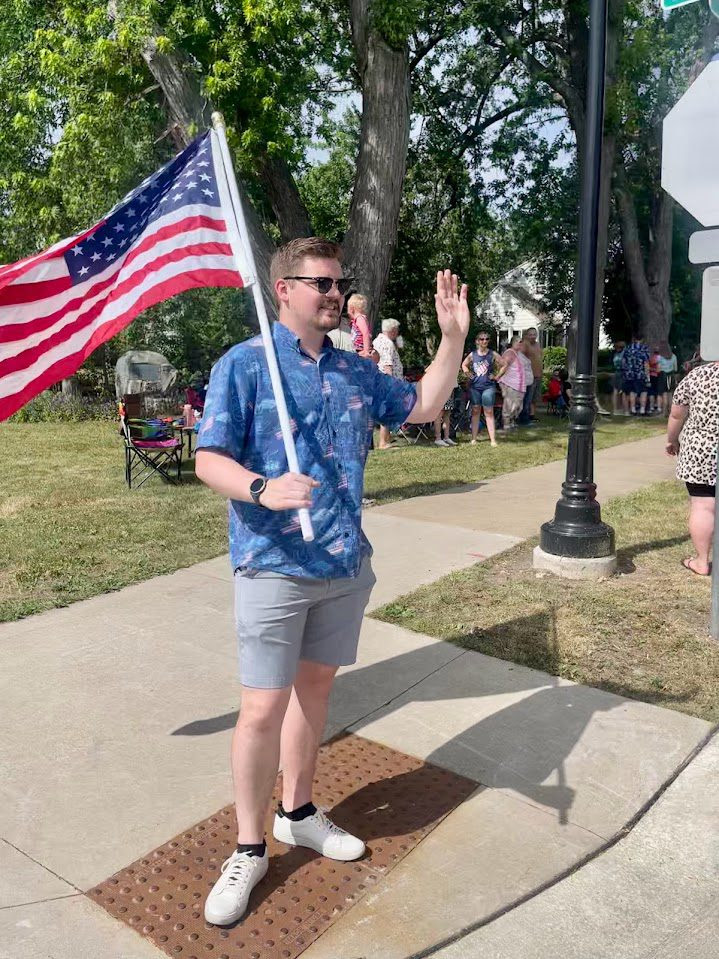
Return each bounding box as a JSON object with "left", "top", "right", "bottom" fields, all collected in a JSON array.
[
  {"left": 126, "top": 208, "right": 136, "bottom": 218},
  {"left": 70, "top": 245, "right": 83, "bottom": 256},
  {"left": 202, "top": 188, "right": 214, "bottom": 198},
  {"left": 199, "top": 173, "right": 211, "bottom": 182},
  {"left": 78, "top": 265, "right": 90, "bottom": 276},
  {"left": 113, "top": 222, "right": 125, "bottom": 233},
  {"left": 91, "top": 252, "right": 102, "bottom": 262},
  {"left": 101, "top": 237, "right": 114, "bottom": 248}
]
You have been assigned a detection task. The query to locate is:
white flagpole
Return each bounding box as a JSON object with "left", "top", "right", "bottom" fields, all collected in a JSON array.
[{"left": 211, "top": 112, "right": 314, "bottom": 543}]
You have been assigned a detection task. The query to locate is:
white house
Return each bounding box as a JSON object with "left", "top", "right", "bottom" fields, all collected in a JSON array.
[
  {"left": 478, "top": 261, "right": 565, "bottom": 347},
  {"left": 479, "top": 261, "right": 612, "bottom": 350}
]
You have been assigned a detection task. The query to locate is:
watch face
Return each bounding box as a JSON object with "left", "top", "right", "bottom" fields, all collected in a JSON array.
[{"left": 250, "top": 477, "right": 265, "bottom": 495}]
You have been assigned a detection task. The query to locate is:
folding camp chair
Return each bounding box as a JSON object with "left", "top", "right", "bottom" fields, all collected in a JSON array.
[
  {"left": 119, "top": 412, "right": 183, "bottom": 489},
  {"left": 395, "top": 421, "right": 433, "bottom": 444}
]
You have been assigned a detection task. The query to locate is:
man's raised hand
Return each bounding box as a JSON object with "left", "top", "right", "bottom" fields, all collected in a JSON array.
[{"left": 434, "top": 269, "right": 470, "bottom": 342}]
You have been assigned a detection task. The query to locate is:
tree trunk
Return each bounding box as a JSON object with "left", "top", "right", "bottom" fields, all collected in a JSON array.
[
  {"left": 256, "top": 154, "right": 313, "bottom": 243},
  {"left": 615, "top": 161, "right": 673, "bottom": 345},
  {"left": 343, "top": 1, "right": 411, "bottom": 332}
]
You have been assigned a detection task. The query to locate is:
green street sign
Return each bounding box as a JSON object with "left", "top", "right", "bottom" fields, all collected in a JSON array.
[{"left": 661, "top": 0, "right": 719, "bottom": 13}]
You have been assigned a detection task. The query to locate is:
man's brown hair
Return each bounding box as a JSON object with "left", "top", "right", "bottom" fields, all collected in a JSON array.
[{"left": 270, "top": 237, "right": 343, "bottom": 300}]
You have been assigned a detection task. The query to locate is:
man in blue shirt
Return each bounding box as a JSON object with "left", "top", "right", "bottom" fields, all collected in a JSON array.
[
  {"left": 196, "top": 237, "right": 469, "bottom": 925},
  {"left": 621, "top": 333, "right": 650, "bottom": 415}
]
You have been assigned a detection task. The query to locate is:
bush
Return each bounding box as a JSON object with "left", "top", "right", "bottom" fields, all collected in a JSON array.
[
  {"left": 597, "top": 370, "right": 613, "bottom": 395},
  {"left": 597, "top": 348, "right": 614, "bottom": 371},
  {"left": 543, "top": 346, "right": 568, "bottom": 372},
  {"left": 9, "top": 391, "right": 117, "bottom": 423}
]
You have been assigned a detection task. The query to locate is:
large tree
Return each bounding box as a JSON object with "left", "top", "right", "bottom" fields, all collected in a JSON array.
[
  {"left": 613, "top": 3, "right": 719, "bottom": 346},
  {"left": 1, "top": 0, "right": 531, "bottom": 335}
]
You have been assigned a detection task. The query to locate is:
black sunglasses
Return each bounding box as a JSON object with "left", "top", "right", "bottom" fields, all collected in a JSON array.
[{"left": 283, "top": 275, "right": 355, "bottom": 296}]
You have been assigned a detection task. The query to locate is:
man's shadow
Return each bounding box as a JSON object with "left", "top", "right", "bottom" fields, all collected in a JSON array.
[{"left": 173, "top": 605, "right": 691, "bottom": 830}]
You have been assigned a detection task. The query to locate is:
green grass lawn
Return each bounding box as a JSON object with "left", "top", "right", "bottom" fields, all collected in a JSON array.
[
  {"left": 1, "top": 414, "right": 663, "bottom": 622},
  {"left": 364, "top": 414, "right": 663, "bottom": 504},
  {"left": 373, "top": 479, "right": 719, "bottom": 723}
]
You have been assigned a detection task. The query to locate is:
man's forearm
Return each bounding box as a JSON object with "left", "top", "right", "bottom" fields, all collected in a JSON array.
[
  {"left": 408, "top": 334, "right": 464, "bottom": 423},
  {"left": 195, "top": 450, "right": 259, "bottom": 502}
]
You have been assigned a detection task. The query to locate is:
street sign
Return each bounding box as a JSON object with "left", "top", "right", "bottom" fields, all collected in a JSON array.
[
  {"left": 661, "top": 0, "right": 719, "bottom": 14},
  {"left": 662, "top": 56, "right": 719, "bottom": 226},
  {"left": 689, "top": 229, "right": 719, "bottom": 264},
  {"left": 700, "top": 267, "right": 719, "bottom": 361}
]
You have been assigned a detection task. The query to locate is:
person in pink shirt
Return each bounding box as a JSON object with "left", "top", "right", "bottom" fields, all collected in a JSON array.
[
  {"left": 496, "top": 335, "right": 526, "bottom": 430},
  {"left": 347, "top": 294, "right": 373, "bottom": 358}
]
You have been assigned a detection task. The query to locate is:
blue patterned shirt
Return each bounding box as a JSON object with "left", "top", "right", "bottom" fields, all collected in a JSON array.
[{"left": 196, "top": 321, "right": 417, "bottom": 579}]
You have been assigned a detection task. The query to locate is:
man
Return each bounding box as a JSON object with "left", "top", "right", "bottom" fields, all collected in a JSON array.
[
  {"left": 621, "top": 333, "right": 650, "bottom": 416},
  {"left": 520, "top": 328, "right": 543, "bottom": 419},
  {"left": 372, "top": 318, "right": 404, "bottom": 450},
  {"left": 195, "top": 237, "right": 469, "bottom": 926}
]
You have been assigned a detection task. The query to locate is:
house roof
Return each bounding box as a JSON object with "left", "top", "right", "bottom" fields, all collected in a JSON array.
[{"left": 479, "top": 261, "right": 563, "bottom": 329}]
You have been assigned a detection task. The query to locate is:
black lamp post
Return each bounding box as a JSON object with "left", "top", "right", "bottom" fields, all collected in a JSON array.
[{"left": 539, "top": 0, "right": 615, "bottom": 560}]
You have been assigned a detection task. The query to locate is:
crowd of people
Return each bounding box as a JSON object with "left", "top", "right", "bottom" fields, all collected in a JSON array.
[
  {"left": 329, "top": 299, "right": 556, "bottom": 448},
  {"left": 611, "top": 335, "right": 678, "bottom": 417}
]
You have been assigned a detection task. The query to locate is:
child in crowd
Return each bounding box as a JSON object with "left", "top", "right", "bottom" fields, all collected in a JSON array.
[{"left": 347, "top": 294, "right": 373, "bottom": 358}]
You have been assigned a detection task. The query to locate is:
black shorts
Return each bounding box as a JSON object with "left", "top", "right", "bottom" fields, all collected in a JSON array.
[{"left": 686, "top": 482, "right": 715, "bottom": 498}]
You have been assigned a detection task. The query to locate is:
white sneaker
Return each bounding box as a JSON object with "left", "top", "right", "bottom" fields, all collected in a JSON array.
[
  {"left": 434, "top": 439, "right": 448, "bottom": 446},
  {"left": 273, "top": 808, "right": 365, "bottom": 861},
  {"left": 444, "top": 437, "right": 457, "bottom": 446},
  {"left": 204, "top": 849, "right": 268, "bottom": 926}
]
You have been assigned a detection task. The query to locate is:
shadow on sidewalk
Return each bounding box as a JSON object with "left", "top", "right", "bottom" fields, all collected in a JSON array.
[
  {"left": 172, "top": 608, "right": 690, "bottom": 827},
  {"left": 371, "top": 480, "right": 486, "bottom": 503}
]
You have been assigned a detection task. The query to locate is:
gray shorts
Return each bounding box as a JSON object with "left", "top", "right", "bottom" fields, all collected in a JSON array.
[{"left": 234, "top": 557, "right": 376, "bottom": 688}]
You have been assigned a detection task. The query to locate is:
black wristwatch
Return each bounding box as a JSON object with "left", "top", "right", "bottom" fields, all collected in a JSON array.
[{"left": 249, "top": 476, "right": 268, "bottom": 507}]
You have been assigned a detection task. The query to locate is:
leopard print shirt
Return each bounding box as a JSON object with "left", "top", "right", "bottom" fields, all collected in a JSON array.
[{"left": 673, "top": 363, "right": 719, "bottom": 486}]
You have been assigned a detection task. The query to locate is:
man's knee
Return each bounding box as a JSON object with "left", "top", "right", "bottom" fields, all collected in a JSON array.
[
  {"left": 237, "top": 686, "right": 291, "bottom": 734},
  {"left": 295, "top": 661, "right": 338, "bottom": 696}
]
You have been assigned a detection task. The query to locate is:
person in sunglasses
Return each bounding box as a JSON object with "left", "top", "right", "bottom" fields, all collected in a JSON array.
[{"left": 195, "top": 237, "right": 470, "bottom": 926}]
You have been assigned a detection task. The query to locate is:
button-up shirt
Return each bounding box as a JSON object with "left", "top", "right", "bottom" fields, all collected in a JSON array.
[{"left": 196, "top": 321, "right": 417, "bottom": 579}]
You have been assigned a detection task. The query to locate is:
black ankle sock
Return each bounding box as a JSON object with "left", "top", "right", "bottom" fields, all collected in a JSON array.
[
  {"left": 278, "top": 801, "right": 316, "bottom": 821},
  {"left": 236, "top": 840, "right": 266, "bottom": 858}
]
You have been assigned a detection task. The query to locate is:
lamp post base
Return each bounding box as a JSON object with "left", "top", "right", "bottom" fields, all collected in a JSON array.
[{"left": 533, "top": 545, "right": 617, "bottom": 581}]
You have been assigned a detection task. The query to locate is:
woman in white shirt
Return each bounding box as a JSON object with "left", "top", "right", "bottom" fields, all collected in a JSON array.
[{"left": 657, "top": 342, "right": 678, "bottom": 415}]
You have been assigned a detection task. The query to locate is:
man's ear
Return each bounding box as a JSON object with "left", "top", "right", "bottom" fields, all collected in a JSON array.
[{"left": 275, "top": 277, "right": 291, "bottom": 306}]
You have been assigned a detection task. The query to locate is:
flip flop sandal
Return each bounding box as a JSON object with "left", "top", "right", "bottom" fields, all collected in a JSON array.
[{"left": 681, "top": 558, "right": 711, "bottom": 577}]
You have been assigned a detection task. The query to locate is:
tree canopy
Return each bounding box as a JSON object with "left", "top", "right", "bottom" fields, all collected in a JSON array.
[{"left": 1, "top": 0, "right": 718, "bottom": 389}]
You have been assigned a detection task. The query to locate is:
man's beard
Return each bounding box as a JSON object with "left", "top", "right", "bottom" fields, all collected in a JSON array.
[{"left": 312, "top": 305, "right": 341, "bottom": 331}]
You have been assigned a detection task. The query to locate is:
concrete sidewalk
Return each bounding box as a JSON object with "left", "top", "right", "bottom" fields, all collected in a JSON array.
[{"left": 3, "top": 432, "right": 715, "bottom": 959}]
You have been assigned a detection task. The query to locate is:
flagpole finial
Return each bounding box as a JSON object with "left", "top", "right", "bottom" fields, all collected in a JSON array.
[{"left": 211, "top": 112, "right": 225, "bottom": 130}]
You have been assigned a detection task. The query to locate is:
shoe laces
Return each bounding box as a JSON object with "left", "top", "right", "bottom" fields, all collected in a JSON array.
[
  {"left": 220, "top": 852, "right": 257, "bottom": 888},
  {"left": 313, "top": 808, "right": 346, "bottom": 837}
]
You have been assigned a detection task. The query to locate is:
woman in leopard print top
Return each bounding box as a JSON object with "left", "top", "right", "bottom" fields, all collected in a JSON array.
[{"left": 666, "top": 361, "right": 719, "bottom": 576}]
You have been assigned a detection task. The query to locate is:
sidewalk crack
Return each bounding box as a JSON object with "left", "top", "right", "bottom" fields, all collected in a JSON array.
[{"left": 1, "top": 838, "right": 83, "bottom": 895}]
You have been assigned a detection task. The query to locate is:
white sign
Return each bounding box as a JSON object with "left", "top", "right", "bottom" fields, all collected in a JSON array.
[
  {"left": 700, "top": 267, "right": 719, "bottom": 361},
  {"left": 662, "top": 56, "right": 719, "bottom": 226},
  {"left": 689, "top": 229, "right": 719, "bottom": 264}
]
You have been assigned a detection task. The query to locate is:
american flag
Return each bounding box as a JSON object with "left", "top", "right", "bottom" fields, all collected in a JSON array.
[{"left": 0, "top": 130, "right": 251, "bottom": 421}]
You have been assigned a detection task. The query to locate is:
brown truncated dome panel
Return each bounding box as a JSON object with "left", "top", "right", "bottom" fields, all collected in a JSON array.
[{"left": 88, "top": 733, "right": 477, "bottom": 959}]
